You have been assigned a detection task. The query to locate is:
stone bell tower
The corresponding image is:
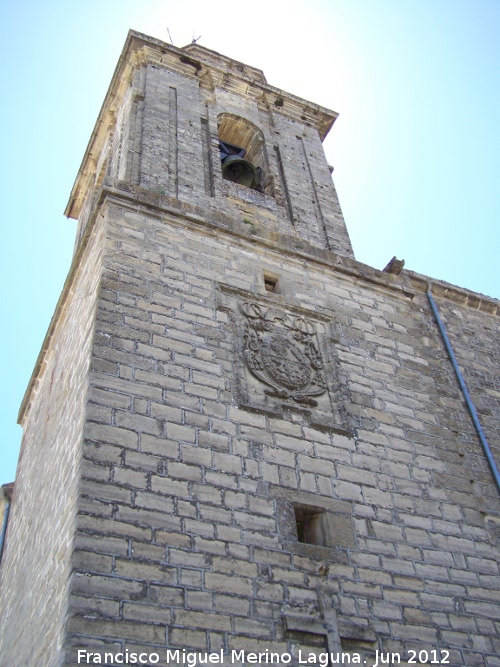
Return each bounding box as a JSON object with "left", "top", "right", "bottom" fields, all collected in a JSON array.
[
  {"left": 1, "top": 30, "right": 499, "bottom": 667},
  {"left": 65, "top": 34, "right": 354, "bottom": 256}
]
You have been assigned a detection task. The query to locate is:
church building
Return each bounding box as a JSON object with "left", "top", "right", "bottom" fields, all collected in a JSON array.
[{"left": 0, "top": 30, "right": 499, "bottom": 666}]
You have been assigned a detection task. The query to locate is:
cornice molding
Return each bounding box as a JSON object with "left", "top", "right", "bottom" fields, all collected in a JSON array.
[{"left": 408, "top": 271, "right": 499, "bottom": 315}]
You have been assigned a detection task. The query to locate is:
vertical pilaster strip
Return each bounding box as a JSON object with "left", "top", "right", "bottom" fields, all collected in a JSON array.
[
  {"left": 298, "top": 136, "right": 331, "bottom": 250},
  {"left": 114, "top": 114, "right": 125, "bottom": 179},
  {"left": 201, "top": 115, "right": 214, "bottom": 196},
  {"left": 129, "top": 66, "right": 146, "bottom": 186},
  {"left": 169, "top": 86, "right": 178, "bottom": 198},
  {"left": 274, "top": 145, "right": 294, "bottom": 225}
]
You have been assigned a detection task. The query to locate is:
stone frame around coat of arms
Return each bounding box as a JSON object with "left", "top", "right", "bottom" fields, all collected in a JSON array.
[{"left": 217, "top": 284, "right": 350, "bottom": 433}]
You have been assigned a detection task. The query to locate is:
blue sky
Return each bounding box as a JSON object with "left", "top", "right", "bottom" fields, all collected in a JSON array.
[{"left": 1, "top": 0, "right": 499, "bottom": 484}]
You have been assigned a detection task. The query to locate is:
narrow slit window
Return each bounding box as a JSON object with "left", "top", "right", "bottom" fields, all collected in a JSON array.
[
  {"left": 294, "top": 506, "right": 326, "bottom": 546},
  {"left": 263, "top": 272, "right": 279, "bottom": 293}
]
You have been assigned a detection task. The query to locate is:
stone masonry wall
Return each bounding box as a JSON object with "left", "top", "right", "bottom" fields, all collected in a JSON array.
[
  {"left": 5, "top": 34, "right": 498, "bottom": 667},
  {"left": 66, "top": 199, "right": 500, "bottom": 666},
  {"left": 427, "top": 290, "right": 500, "bottom": 502},
  {"left": 0, "top": 216, "right": 104, "bottom": 667},
  {"left": 134, "top": 59, "right": 354, "bottom": 258}
]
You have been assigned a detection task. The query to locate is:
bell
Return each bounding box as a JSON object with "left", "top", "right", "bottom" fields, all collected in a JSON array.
[{"left": 221, "top": 155, "right": 261, "bottom": 189}]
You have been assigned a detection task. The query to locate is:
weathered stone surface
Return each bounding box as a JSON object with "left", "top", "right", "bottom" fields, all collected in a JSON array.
[{"left": 1, "top": 30, "right": 499, "bottom": 667}]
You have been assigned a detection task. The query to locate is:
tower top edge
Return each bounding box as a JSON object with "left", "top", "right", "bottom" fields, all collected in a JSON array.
[
  {"left": 64, "top": 29, "right": 338, "bottom": 220},
  {"left": 127, "top": 30, "right": 269, "bottom": 84}
]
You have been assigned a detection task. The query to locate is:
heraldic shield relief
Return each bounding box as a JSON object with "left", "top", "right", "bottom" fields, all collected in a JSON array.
[{"left": 241, "top": 301, "right": 327, "bottom": 406}]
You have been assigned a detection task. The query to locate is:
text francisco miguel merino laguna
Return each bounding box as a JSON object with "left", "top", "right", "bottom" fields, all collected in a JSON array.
[{"left": 78, "top": 647, "right": 449, "bottom": 665}]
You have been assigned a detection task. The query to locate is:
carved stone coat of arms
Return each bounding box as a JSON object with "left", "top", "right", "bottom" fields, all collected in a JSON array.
[{"left": 241, "top": 302, "right": 327, "bottom": 407}]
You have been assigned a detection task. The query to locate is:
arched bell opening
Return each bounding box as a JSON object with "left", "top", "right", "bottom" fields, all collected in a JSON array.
[{"left": 217, "top": 114, "right": 272, "bottom": 196}]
